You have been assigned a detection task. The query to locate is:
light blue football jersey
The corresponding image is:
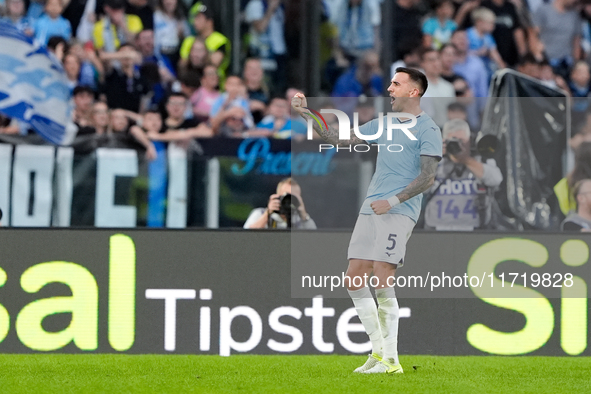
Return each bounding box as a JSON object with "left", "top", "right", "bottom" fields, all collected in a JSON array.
[{"left": 358, "top": 111, "right": 443, "bottom": 222}]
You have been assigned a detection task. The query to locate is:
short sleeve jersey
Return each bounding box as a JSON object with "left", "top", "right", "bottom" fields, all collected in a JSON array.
[
  {"left": 467, "top": 27, "right": 497, "bottom": 52},
  {"left": 422, "top": 17, "right": 457, "bottom": 49},
  {"left": 358, "top": 112, "right": 442, "bottom": 222},
  {"left": 533, "top": 4, "right": 582, "bottom": 60}
]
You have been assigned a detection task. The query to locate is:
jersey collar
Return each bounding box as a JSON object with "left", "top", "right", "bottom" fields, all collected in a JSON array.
[{"left": 397, "top": 111, "right": 425, "bottom": 123}]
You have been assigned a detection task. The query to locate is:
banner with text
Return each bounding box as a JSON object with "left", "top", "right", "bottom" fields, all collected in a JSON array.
[
  {"left": 0, "top": 230, "right": 588, "bottom": 356},
  {"left": 0, "top": 136, "right": 353, "bottom": 228}
]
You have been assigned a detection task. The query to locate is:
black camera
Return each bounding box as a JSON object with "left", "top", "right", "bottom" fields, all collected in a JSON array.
[
  {"left": 275, "top": 193, "right": 300, "bottom": 216},
  {"left": 445, "top": 137, "right": 463, "bottom": 156},
  {"left": 475, "top": 133, "right": 498, "bottom": 159}
]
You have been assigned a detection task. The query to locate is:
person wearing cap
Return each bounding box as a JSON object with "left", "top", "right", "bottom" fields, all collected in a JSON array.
[
  {"left": 178, "top": 2, "right": 231, "bottom": 79},
  {"left": 92, "top": 0, "right": 143, "bottom": 53}
]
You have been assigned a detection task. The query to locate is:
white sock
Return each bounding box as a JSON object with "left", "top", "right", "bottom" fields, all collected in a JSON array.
[
  {"left": 348, "top": 287, "right": 382, "bottom": 357},
  {"left": 376, "top": 287, "right": 399, "bottom": 365}
]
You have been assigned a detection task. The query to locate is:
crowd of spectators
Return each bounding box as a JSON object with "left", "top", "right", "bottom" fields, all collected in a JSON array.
[
  {"left": 319, "top": 0, "right": 591, "bottom": 231},
  {"left": 320, "top": 0, "right": 591, "bottom": 133},
  {"left": 0, "top": 0, "right": 590, "bottom": 142},
  {"left": 1, "top": 0, "right": 591, "bottom": 231},
  {"left": 0, "top": 0, "right": 307, "bottom": 157}
]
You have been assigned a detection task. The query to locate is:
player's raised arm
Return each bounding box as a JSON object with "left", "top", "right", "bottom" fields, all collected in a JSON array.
[{"left": 290, "top": 93, "right": 364, "bottom": 147}]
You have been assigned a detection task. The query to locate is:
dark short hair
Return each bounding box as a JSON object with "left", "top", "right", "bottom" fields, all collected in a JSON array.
[
  {"left": 47, "top": 36, "right": 68, "bottom": 52},
  {"left": 243, "top": 57, "right": 262, "bottom": 70},
  {"left": 419, "top": 47, "right": 438, "bottom": 62},
  {"left": 167, "top": 92, "right": 187, "bottom": 102},
  {"left": 452, "top": 28, "right": 466, "bottom": 37},
  {"left": 397, "top": 38, "right": 422, "bottom": 59},
  {"left": 439, "top": 43, "right": 455, "bottom": 54},
  {"left": 447, "top": 102, "right": 466, "bottom": 113},
  {"left": 451, "top": 75, "right": 468, "bottom": 85},
  {"left": 144, "top": 109, "right": 161, "bottom": 116},
  {"left": 73, "top": 85, "right": 95, "bottom": 97},
  {"left": 118, "top": 43, "right": 136, "bottom": 51},
  {"left": 433, "top": 0, "right": 453, "bottom": 9},
  {"left": 225, "top": 74, "right": 245, "bottom": 85},
  {"left": 140, "top": 63, "right": 160, "bottom": 85},
  {"left": 539, "top": 57, "right": 550, "bottom": 67},
  {"left": 518, "top": 53, "right": 539, "bottom": 67},
  {"left": 269, "top": 94, "right": 287, "bottom": 103},
  {"left": 104, "top": 0, "right": 125, "bottom": 10},
  {"left": 395, "top": 67, "right": 428, "bottom": 96},
  {"left": 137, "top": 29, "right": 154, "bottom": 38},
  {"left": 178, "top": 69, "right": 202, "bottom": 88}
]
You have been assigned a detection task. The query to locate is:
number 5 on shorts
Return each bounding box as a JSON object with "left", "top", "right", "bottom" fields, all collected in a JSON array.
[{"left": 386, "top": 233, "right": 397, "bottom": 250}]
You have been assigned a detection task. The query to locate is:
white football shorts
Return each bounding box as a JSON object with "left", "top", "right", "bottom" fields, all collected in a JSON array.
[{"left": 347, "top": 213, "right": 416, "bottom": 267}]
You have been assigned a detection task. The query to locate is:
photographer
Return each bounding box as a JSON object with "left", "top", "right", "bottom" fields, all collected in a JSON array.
[
  {"left": 424, "top": 119, "right": 503, "bottom": 230},
  {"left": 243, "top": 178, "right": 316, "bottom": 229}
]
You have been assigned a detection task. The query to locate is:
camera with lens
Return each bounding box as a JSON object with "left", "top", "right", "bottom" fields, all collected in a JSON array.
[
  {"left": 445, "top": 137, "right": 463, "bottom": 156},
  {"left": 275, "top": 193, "right": 300, "bottom": 215}
]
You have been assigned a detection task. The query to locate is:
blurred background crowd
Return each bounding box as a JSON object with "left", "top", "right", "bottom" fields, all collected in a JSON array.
[{"left": 1, "top": 0, "right": 591, "bottom": 230}]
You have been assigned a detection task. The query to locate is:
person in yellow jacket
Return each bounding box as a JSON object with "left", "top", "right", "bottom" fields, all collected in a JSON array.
[
  {"left": 179, "top": 2, "right": 231, "bottom": 80},
  {"left": 92, "top": 0, "right": 143, "bottom": 52},
  {"left": 554, "top": 177, "right": 576, "bottom": 216}
]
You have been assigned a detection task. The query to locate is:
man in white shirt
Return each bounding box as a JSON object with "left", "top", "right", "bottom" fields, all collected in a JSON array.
[{"left": 420, "top": 47, "right": 455, "bottom": 127}]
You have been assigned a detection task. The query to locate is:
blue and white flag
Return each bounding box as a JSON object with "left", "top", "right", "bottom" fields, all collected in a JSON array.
[{"left": 0, "top": 21, "right": 76, "bottom": 145}]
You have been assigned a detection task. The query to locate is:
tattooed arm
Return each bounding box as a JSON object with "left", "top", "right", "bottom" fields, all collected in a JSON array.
[
  {"left": 396, "top": 156, "right": 440, "bottom": 203},
  {"left": 370, "top": 155, "right": 440, "bottom": 214},
  {"left": 291, "top": 93, "right": 364, "bottom": 147}
]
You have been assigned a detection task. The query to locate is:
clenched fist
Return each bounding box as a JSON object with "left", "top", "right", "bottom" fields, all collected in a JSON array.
[
  {"left": 370, "top": 200, "right": 392, "bottom": 215},
  {"left": 291, "top": 93, "right": 310, "bottom": 115}
]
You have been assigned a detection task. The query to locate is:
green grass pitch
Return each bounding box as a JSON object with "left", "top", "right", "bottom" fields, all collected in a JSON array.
[{"left": 0, "top": 354, "right": 590, "bottom": 393}]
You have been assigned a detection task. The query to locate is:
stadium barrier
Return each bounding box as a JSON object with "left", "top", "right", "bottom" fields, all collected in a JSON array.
[
  {"left": 0, "top": 229, "right": 588, "bottom": 356},
  {"left": 0, "top": 137, "right": 363, "bottom": 228}
]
